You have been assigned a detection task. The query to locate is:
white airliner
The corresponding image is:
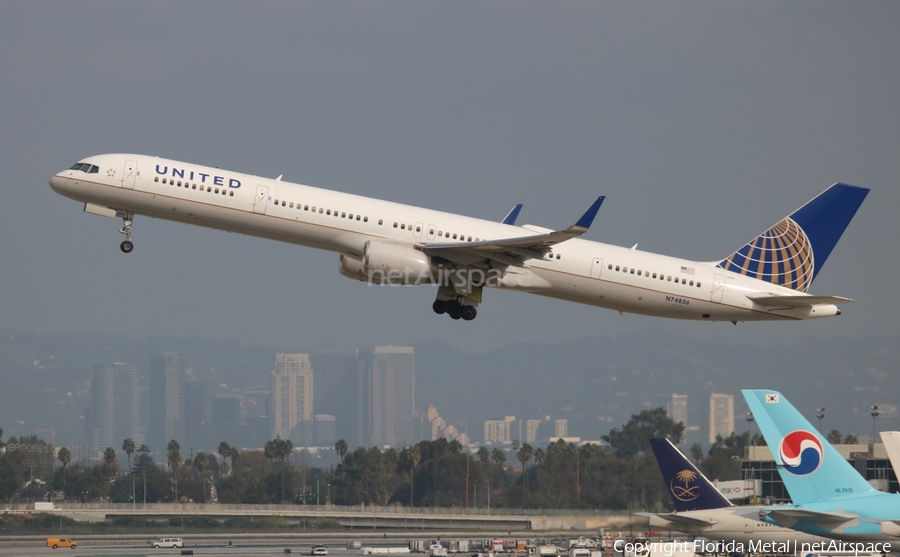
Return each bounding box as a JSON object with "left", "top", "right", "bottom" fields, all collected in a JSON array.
[
  {"left": 49, "top": 154, "right": 868, "bottom": 321},
  {"left": 642, "top": 439, "right": 831, "bottom": 546}
]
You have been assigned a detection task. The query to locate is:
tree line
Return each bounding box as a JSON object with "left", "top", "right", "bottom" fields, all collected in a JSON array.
[{"left": 0, "top": 414, "right": 862, "bottom": 510}]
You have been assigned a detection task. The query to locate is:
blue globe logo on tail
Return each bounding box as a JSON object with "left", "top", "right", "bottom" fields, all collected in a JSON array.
[
  {"left": 718, "top": 217, "right": 815, "bottom": 292},
  {"left": 778, "top": 430, "right": 824, "bottom": 476}
]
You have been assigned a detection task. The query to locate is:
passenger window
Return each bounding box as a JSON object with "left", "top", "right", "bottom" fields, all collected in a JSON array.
[
  {"left": 393, "top": 222, "right": 398, "bottom": 228},
  {"left": 556, "top": 254, "right": 561, "bottom": 259},
  {"left": 652, "top": 273, "right": 657, "bottom": 278},
  {"left": 697, "top": 282, "right": 701, "bottom": 287},
  {"left": 689, "top": 280, "right": 694, "bottom": 286},
  {"left": 319, "top": 208, "right": 323, "bottom": 214},
  {"left": 154, "top": 177, "right": 159, "bottom": 182},
  {"left": 608, "top": 264, "right": 613, "bottom": 270},
  {"left": 275, "top": 199, "right": 279, "bottom": 204},
  {"left": 467, "top": 236, "right": 472, "bottom": 241},
  {"left": 615, "top": 266, "right": 620, "bottom": 271},
  {"left": 453, "top": 234, "right": 458, "bottom": 239},
  {"left": 356, "top": 215, "right": 361, "bottom": 221},
  {"left": 623, "top": 267, "right": 627, "bottom": 273},
  {"left": 326, "top": 209, "right": 331, "bottom": 215},
  {"left": 192, "top": 184, "right": 197, "bottom": 190},
  {"left": 401, "top": 224, "right": 406, "bottom": 230},
  {"left": 418, "top": 227, "right": 423, "bottom": 233},
  {"left": 341, "top": 212, "right": 346, "bottom": 218},
  {"left": 207, "top": 187, "right": 212, "bottom": 192},
  {"left": 348, "top": 213, "right": 353, "bottom": 219},
  {"left": 667, "top": 276, "right": 672, "bottom": 281},
  {"left": 630, "top": 269, "right": 635, "bottom": 274},
  {"left": 177, "top": 181, "right": 182, "bottom": 187},
  {"left": 290, "top": 202, "right": 294, "bottom": 208},
  {"left": 365, "top": 217, "right": 369, "bottom": 222},
  {"left": 162, "top": 178, "right": 168, "bottom": 184},
  {"left": 304, "top": 205, "right": 309, "bottom": 211},
  {"left": 229, "top": 191, "right": 234, "bottom": 197},
  {"left": 682, "top": 279, "right": 687, "bottom": 284}
]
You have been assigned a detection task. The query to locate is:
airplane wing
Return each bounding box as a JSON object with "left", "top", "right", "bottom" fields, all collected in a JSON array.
[
  {"left": 422, "top": 197, "right": 604, "bottom": 267},
  {"left": 637, "top": 512, "right": 719, "bottom": 526},
  {"left": 765, "top": 508, "right": 854, "bottom": 526},
  {"left": 747, "top": 294, "right": 854, "bottom": 307}
]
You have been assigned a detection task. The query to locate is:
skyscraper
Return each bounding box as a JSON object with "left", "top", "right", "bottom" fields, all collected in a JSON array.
[
  {"left": 87, "top": 363, "right": 139, "bottom": 456},
  {"left": 309, "top": 346, "right": 359, "bottom": 446},
  {"left": 709, "top": 393, "right": 735, "bottom": 443},
  {"left": 149, "top": 352, "right": 185, "bottom": 453},
  {"left": 271, "top": 353, "right": 314, "bottom": 444},
  {"left": 668, "top": 393, "right": 689, "bottom": 444},
  {"left": 358, "top": 346, "right": 415, "bottom": 448}
]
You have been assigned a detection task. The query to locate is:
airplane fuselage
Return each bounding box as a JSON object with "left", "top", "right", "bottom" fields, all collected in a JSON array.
[
  {"left": 647, "top": 506, "right": 832, "bottom": 545},
  {"left": 49, "top": 154, "right": 845, "bottom": 321}
]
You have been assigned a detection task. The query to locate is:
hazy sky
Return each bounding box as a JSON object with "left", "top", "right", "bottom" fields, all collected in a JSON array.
[{"left": 1, "top": 1, "right": 898, "bottom": 355}]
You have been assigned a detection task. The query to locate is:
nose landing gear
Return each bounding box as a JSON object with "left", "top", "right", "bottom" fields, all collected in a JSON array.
[{"left": 118, "top": 213, "right": 134, "bottom": 253}]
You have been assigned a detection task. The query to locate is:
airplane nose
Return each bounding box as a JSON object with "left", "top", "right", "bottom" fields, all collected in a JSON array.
[{"left": 49, "top": 174, "right": 67, "bottom": 192}]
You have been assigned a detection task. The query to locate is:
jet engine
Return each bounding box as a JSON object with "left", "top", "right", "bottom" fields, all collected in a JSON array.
[{"left": 339, "top": 241, "right": 435, "bottom": 285}]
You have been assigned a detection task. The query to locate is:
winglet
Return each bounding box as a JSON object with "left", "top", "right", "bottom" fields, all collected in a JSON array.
[
  {"left": 502, "top": 204, "right": 523, "bottom": 225},
  {"left": 573, "top": 196, "right": 605, "bottom": 230}
]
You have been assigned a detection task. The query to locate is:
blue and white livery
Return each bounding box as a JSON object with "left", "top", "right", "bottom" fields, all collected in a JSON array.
[
  {"left": 744, "top": 389, "right": 900, "bottom": 542},
  {"left": 50, "top": 154, "right": 868, "bottom": 322}
]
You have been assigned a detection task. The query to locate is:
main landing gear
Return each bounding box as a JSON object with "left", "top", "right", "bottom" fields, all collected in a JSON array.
[
  {"left": 119, "top": 214, "right": 134, "bottom": 253},
  {"left": 432, "top": 299, "right": 477, "bottom": 321}
]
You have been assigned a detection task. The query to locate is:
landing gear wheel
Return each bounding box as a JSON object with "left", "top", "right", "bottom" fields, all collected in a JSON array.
[
  {"left": 432, "top": 300, "right": 447, "bottom": 315},
  {"left": 120, "top": 240, "right": 134, "bottom": 253},
  {"left": 118, "top": 213, "right": 134, "bottom": 253},
  {"left": 461, "top": 305, "right": 477, "bottom": 321},
  {"left": 447, "top": 302, "right": 463, "bottom": 320}
]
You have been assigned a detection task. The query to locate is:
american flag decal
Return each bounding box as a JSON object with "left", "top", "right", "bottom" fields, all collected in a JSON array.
[{"left": 680, "top": 266, "right": 695, "bottom": 275}]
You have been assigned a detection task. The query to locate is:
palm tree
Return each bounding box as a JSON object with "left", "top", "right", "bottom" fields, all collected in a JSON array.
[
  {"left": 193, "top": 452, "right": 209, "bottom": 503},
  {"left": 517, "top": 443, "right": 534, "bottom": 507},
  {"left": 264, "top": 437, "right": 293, "bottom": 503},
  {"left": 121, "top": 438, "right": 135, "bottom": 474},
  {"left": 167, "top": 439, "right": 181, "bottom": 502},
  {"left": 406, "top": 445, "right": 421, "bottom": 507},
  {"left": 217, "top": 442, "right": 232, "bottom": 476},
  {"left": 334, "top": 439, "right": 348, "bottom": 463},
  {"left": 103, "top": 447, "right": 117, "bottom": 475},
  {"left": 57, "top": 447, "right": 71, "bottom": 501}
]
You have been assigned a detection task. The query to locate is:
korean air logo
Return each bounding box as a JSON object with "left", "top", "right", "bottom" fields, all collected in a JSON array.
[{"left": 778, "top": 430, "right": 824, "bottom": 476}]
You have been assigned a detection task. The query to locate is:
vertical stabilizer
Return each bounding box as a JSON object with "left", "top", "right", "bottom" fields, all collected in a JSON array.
[
  {"left": 649, "top": 438, "right": 733, "bottom": 511},
  {"left": 742, "top": 389, "right": 875, "bottom": 504},
  {"left": 718, "top": 184, "right": 868, "bottom": 292}
]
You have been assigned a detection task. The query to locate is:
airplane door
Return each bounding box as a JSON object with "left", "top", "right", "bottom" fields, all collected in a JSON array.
[
  {"left": 253, "top": 185, "right": 269, "bottom": 214},
  {"left": 413, "top": 222, "right": 424, "bottom": 238},
  {"left": 711, "top": 274, "right": 725, "bottom": 303},
  {"left": 590, "top": 258, "right": 604, "bottom": 279},
  {"left": 426, "top": 224, "right": 436, "bottom": 241},
  {"left": 122, "top": 160, "right": 137, "bottom": 190}
]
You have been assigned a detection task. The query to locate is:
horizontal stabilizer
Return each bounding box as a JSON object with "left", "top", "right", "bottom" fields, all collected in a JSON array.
[
  {"left": 766, "top": 508, "right": 854, "bottom": 526},
  {"left": 639, "top": 511, "right": 719, "bottom": 527},
  {"left": 747, "top": 294, "right": 854, "bottom": 307}
]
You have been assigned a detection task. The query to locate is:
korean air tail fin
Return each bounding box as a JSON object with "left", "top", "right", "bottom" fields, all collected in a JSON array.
[
  {"left": 649, "top": 438, "right": 733, "bottom": 511},
  {"left": 742, "top": 389, "right": 875, "bottom": 504},
  {"left": 717, "top": 184, "right": 869, "bottom": 292}
]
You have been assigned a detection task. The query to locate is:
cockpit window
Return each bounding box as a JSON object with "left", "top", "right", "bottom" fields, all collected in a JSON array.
[{"left": 69, "top": 162, "right": 99, "bottom": 173}]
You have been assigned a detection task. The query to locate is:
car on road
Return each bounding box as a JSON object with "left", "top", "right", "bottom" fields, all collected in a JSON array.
[
  {"left": 311, "top": 545, "right": 328, "bottom": 555},
  {"left": 151, "top": 537, "right": 184, "bottom": 548}
]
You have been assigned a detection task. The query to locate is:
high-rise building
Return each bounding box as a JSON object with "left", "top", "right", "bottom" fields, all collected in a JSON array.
[
  {"left": 149, "top": 352, "right": 185, "bottom": 453},
  {"left": 87, "top": 363, "right": 139, "bottom": 457},
  {"left": 271, "top": 353, "right": 314, "bottom": 444},
  {"left": 212, "top": 396, "right": 241, "bottom": 425},
  {"left": 314, "top": 414, "right": 336, "bottom": 447},
  {"left": 309, "top": 347, "right": 359, "bottom": 446},
  {"left": 709, "top": 393, "right": 735, "bottom": 443},
  {"left": 484, "top": 416, "right": 516, "bottom": 444},
  {"left": 184, "top": 381, "right": 209, "bottom": 452},
  {"left": 668, "top": 393, "right": 689, "bottom": 441},
  {"left": 358, "top": 346, "right": 415, "bottom": 448},
  {"left": 526, "top": 419, "right": 542, "bottom": 444},
  {"left": 555, "top": 419, "right": 568, "bottom": 438}
]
